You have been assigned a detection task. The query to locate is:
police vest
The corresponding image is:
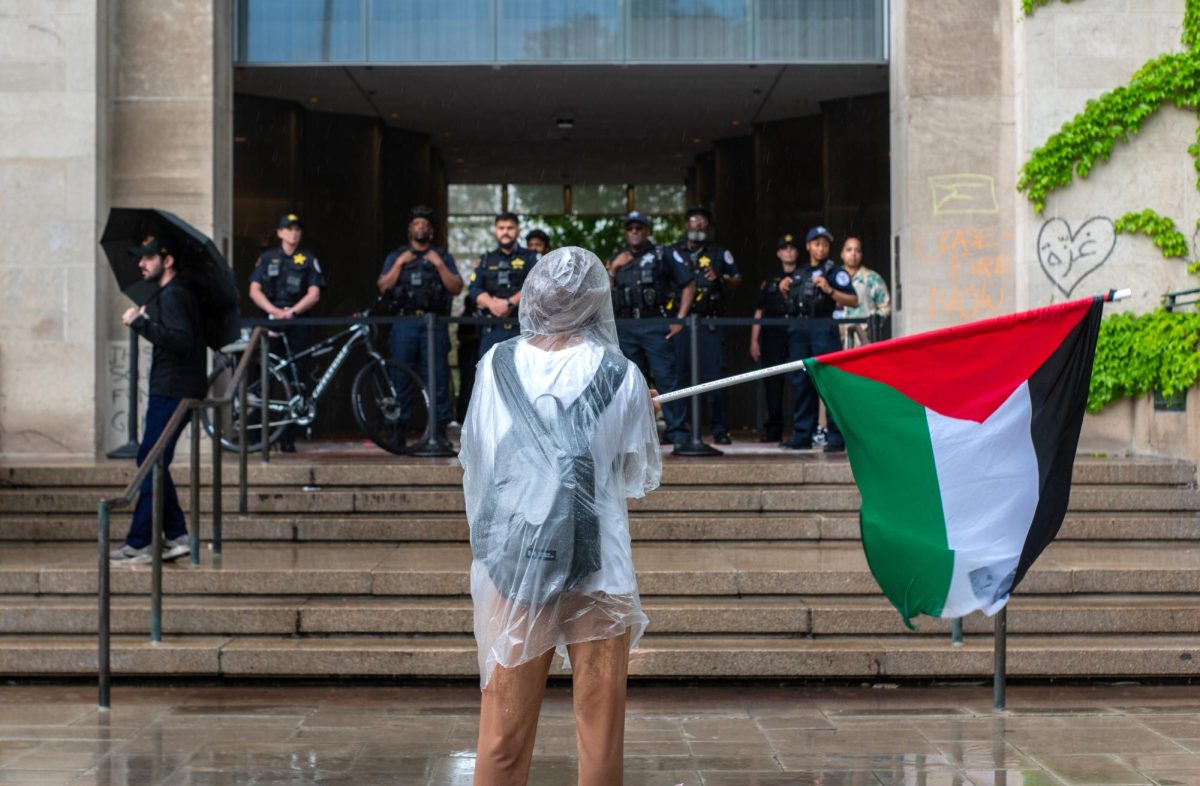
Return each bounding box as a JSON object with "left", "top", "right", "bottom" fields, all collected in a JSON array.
[
  {"left": 760, "top": 274, "right": 791, "bottom": 318},
  {"left": 685, "top": 243, "right": 730, "bottom": 316},
  {"left": 789, "top": 259, "right": 839, "bottom": 318},
  {"left": 259, "top": 248, "right": 316, "bottom": 308},
  {"left": 477, "top": 248, "right": 534, "bottom": 300},
  {"left": 388, "top": 247, "right": 451, "bottom": 314},
  {"left": 612, "top": 245, "right": 671, "bottom": 318}
]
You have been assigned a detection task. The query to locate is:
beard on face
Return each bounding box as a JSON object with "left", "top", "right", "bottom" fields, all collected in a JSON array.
[
  {"left": 412, "top": 232, "right": 432, "bottom": 244},
  {"left": 687, "top": 230, "right": 707, "bottom": 243}
]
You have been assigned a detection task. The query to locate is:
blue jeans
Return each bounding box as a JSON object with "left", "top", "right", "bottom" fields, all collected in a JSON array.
[
  {"left": 389, "top": 318, "right": 453, "bottom": 428},
  {"left": 125, "top": 395, "right": 188, "bottom": 548},
  {"left": 788, "top": 320, "right": 844, "bottom": 446},
  {"left": 617, "top": 321, "right": 688, "bottom": 443},
  {"left": 676, "top": 322, "right": 728, "bottom": 438}
]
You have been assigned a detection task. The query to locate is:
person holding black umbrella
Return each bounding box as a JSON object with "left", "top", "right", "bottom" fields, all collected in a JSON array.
[
  {"left": 110, "top": 235, "right": 206, "bottom": 564},
  {"left": 248, "top": 213, "right": 326, "bottom": 452}
]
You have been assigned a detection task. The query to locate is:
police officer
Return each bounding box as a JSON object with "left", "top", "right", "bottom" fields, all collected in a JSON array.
[
  {"left": 525, "top": 228, "right": 551, "bottom": 256},
  {"left": 749, "top": 233, "right": 800, "bottom": 444},
  {"left": 779, "top": 226, "right": 858, "bottom": 452},
  {"left": 248, "top": 213, "right": 326, "bottom": 452},
  {"left": 608, "top": 210, "right": 696, "bottom": 445},
  {"left": 670, "top": 205, "right": 741, "bottom": 444},
  {"left": 467, "top": 212, "right": 539, "bottom": 360},
  {"left": 377, "top": 206, "right": 463, "bottom": 446}
]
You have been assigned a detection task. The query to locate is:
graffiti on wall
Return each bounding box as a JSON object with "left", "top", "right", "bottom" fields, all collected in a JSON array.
[
  {"left": 929, "top": 173, "right": 999, "bottom": 216},
  {"left": 1036, "top": 216, "right": 1115, "bottom": 297},
  {"left": 915, "top": 226, "right": 1014, "bottom": 320}
]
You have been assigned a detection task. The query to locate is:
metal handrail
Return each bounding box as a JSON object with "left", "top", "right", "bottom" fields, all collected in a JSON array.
[
  {"left": 1165, "top": 287, "right": 1200, "bottom": 312},
  {"left": 97, "top": 327, "right": 266, "bottom": 709}
]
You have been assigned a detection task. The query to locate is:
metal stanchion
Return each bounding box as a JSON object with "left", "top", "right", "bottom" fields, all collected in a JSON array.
[
  {"left": 107, "top": 329, "right": 140, "bottom": 459},
  {"left": 993, "top": 607, "right": 1008, "bottom": 710},
  {"left": 150, "top": 458, "right": 164, "bottom": 644},
  {"left": 409, "top": 313, "right": 455, "bottom": 457},
  {"left": 97, "top": 500, "right": 111, "bottom": 709},
  {"left": 238, "top": 371, "right": 249, "bottom": 515},
  {"left": 673, "top": 315, "right": 722, "bottom": 457},
  {"left": 189, "top": 410, "right": 201, "bottom": 567},
  {"left": 260, "top": 336, "right": 270, "bottom": 464},
  {"left": 951, "top": 617, "right": 964, "bottom": 646},
  {"left": 211, "top": 402, "right": 223, "bottom": 556}
]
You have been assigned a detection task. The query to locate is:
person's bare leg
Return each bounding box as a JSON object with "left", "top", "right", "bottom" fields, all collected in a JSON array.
[
  {"left": 567, "top": 631, "right": 632, "bottom": 786},
  {"left": 474, "top": 649, "right": 555, "bottom": 786}
]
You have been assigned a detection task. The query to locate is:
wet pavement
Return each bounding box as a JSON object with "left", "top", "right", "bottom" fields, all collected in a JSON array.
[{"left": 0, "top": 684, "right": 1196, "bottom": 784}]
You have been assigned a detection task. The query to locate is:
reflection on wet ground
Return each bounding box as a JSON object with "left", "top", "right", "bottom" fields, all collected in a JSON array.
[{"left": 0, "top": 683, "right": 1196, "bottom": 784}]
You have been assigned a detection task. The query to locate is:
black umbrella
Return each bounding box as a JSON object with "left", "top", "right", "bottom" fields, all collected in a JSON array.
[{"left": 101, "top": 207, "right": 241, "bottom": 349}]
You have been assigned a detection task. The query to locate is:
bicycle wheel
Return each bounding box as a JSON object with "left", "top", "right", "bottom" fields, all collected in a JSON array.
[
  {"left": 200, "top": 350, "right": 293, "bottom": 453},
  {"left": 351, "top": 358, "right": 429, "bottom": 455}
]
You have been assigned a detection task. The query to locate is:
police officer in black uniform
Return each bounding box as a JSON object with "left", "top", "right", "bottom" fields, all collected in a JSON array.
[
  {"left": 467, "top": 212, "right": 539, "bottom": 360},
  {"left": 779, "top": 226, "right": 858, "bottom": 452},
  {"left": 248, "top": 213, "right": 326, "bottom": 452},
  {"left": 377, "top": 206, "right": 463, "bottom": 445},
  {"left": 670, "top": 205, "right": 741, "bottom": 444},
  {"left": 608, "top": 210, "right": 696, "bottom": 445},
  {"left": 749, "top": 233, "right": 801, "bottom": 444}
]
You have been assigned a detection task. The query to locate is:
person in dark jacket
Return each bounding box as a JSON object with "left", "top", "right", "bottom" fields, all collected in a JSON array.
[{"left": 110, "top": 235, "right": 207, "bottom": 564}]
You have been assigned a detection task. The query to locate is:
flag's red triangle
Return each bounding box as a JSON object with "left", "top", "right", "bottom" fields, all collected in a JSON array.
[{"left": 814, "top": 298, "right": 1096, "bottom": 423}]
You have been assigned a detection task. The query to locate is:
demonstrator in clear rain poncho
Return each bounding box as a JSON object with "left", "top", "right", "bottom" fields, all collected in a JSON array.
[{"left": 460, "top": 246, "right": 662, "bottom": 786}]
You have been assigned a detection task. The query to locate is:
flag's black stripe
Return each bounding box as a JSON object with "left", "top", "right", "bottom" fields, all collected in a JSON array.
[{"left": 1013, "top": 299, "right": 1105, "bottom": 590}]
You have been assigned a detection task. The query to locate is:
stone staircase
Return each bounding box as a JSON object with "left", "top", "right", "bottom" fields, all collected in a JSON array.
[{"left": 1, "top": 453, "right": 1198, "bottom": 680}]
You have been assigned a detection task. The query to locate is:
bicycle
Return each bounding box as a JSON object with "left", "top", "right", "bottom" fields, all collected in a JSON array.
[{"left": 201, "top": 301, "right": 429, "bottom": 455}]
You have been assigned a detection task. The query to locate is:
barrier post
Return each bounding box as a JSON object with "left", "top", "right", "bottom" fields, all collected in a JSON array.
[
  {"left": 97, "top": 500, "right": 111, "bottom": 709},
  {"left": 211, "top": 401, "right": 223, "bottom": 556},
  {"left": 994, "top": 607, "right": 1008, "bottom": 710},
  {"left": 260, "top": 337, "right": 270, "bottom": 463},
  {"left": 409, "top": 313, "right": 455, "bottom": 457},
  {"left": 150, "top": 458, "right": 164, "bottom": 644},
  {"left": 238, "top": 369, "right": 249, "bottom": 514},
  {"left": 189, "top": 410, "right": 201, "bottom": 567},
  {"left": 673, "top": 315, "right": 722, "bottom": 457}
]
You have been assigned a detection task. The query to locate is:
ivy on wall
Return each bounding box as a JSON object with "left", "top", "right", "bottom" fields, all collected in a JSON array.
[
  {"left": 1089, "top": 310, "right": 1200, "bottom": 411},
  {"left": 1021, "top": 0, "right": 1200, "bottom": 411},
  {"left": 1113, "top": 209, "right": 1190, "bottom": 259}
]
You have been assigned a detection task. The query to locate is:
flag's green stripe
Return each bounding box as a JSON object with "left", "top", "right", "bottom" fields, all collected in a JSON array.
[{"left": 805, "top": 359, "right": 954, "bottom": 626}]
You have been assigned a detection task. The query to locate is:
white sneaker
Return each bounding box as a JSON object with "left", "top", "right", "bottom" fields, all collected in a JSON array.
[
  {"left": 110, "top": 544, "right": 152, "bottom": 564},
  {"left": 162, "top": 535, "right": 191, "bottom": 562}
]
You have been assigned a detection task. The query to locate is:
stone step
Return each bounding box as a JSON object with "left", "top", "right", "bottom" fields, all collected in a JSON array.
[
  {"left": 3, "top": 455, "right": 1193, "bottom": 488},
  {"left": 4, "top": 541, "right": 1200, "bottom": 596},
  {"left": 4, "top": 483, "right": 1199, "bottom": 514},
  {"left": 0, "top": 633, "right": 1195, "bottom": 679},
  {"left": 3, "top": 511, "right": 1197, "bottom": 543},
  {"left": 3, "top": 594, "right": 1196, "bottom": 636}
]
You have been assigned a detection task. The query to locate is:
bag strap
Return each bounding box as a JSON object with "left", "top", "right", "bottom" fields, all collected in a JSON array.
[{"left": 491, "top": 342, "right": 628, "bottom": 451}]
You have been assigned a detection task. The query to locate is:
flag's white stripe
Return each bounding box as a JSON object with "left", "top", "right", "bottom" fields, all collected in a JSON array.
[{"left": 926, "top": 383, "right": 1040, "bottom": 618}]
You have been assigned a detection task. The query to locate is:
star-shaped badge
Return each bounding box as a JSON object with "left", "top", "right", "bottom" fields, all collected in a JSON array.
[{"left": 293, "top": 254, "right": 306, "bottom": 265}]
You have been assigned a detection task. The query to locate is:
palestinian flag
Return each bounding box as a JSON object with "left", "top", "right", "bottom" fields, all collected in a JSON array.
[{"left": 805, "top": 297, "right": 1105, "bottom": 627}]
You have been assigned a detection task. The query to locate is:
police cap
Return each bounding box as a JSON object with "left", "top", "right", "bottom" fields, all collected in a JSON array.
[
  {"left": 407, "top": 205, "right": 435, "bottom": 224},
  {"left": 806, "top": 226, "right": 834, "bottom": 244},
  {"left": 685, "top": 205, "right": 713, "bottom": 221},
  {"left": 777, "top": 233, "right": 799, "bottom": 249},
  {"left": 277, "top": 213, "right": 303, "bottom": 230},
  {"left": 623, "top": 210, "right": 651, "bottom": 228}
]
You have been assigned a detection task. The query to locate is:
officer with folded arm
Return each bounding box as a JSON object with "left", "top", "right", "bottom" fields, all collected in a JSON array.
[
  {"left": 749, "top": 233, "right": 801, "bottom": 444},
  {"left": 778, "top": 226, "right": 858, "bottom": 452},
  {"left": 467, "top": 212, "right": 539, "bottom": 360},
  {"left": 608, "top": 211, "right": 696, "bottom": 445},
  {"left": 247, "top": 213, "right": 325, "bottom": 452},
  {"left": 377, "top": 205, "right": 463, "bottom": 446}
]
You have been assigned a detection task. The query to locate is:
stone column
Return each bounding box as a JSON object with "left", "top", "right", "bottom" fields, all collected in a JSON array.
[
  {"left": 0, "top": 1, "right": 107, "bottom": 457},
  {"left": 890, "top": 0, "right": 1017, "bottom": 336},
  {"left": 102, "top": 0, "right": 233, "bottom": 453}
]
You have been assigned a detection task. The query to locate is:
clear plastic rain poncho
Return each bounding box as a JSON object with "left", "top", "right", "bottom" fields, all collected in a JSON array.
[{"left": 460, "top": 246, "right": 662, "bottom": 689}]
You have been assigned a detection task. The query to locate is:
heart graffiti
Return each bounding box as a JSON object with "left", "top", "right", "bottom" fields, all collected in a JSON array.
[{"left": 1036, "top": 217, "right": 1116, "bottom": 297}]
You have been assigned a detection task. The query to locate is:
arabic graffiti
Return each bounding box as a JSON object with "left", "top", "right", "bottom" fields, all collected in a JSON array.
[{"left": 1036, "top": 217, "right": 1116, "bottom": 297}]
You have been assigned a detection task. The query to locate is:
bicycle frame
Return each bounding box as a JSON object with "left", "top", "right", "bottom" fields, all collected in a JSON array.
[{"left": 264, "top": 320, "right": 394, "bottom": 418}]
